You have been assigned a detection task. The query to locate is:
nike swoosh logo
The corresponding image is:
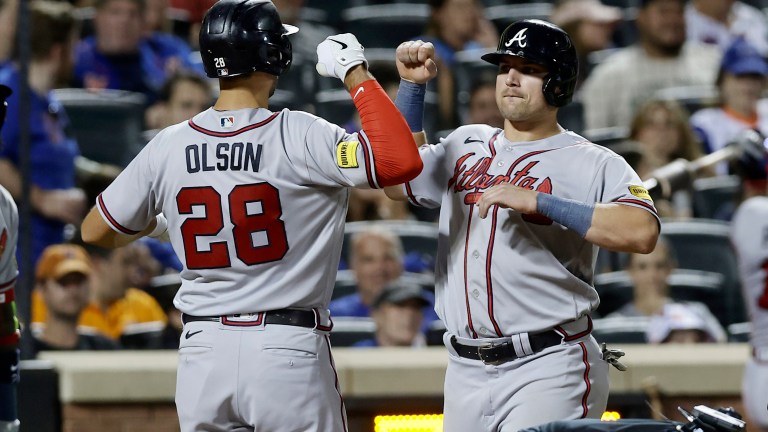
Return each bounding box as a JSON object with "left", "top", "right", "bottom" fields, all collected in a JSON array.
[
  {"left": 328, "top": 38, "right": 348, "bottom": 49},
  {"left": 185, "top": 329, "right": 203, "bottom": 339},
  {"left": 354, "top": 86, "right": 365, "bottom": 99},
  {"left": 464, "top": 137, "right": 483, "bottom": 144}
]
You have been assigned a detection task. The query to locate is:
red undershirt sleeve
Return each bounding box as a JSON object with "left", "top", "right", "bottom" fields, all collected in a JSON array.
[{"left": 350, "top": 80, "right": 423, "bottom": 187}]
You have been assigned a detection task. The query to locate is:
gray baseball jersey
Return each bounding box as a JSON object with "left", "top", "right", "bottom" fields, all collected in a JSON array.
[
  {"left": 0, "top": 185, "right": 17, "bottom": 295},
  {"left": 96, "top": 106, "right": 394, "bottom": 432},
  {"left": 405, "top": 125, "right": 658, "bottom": 431},
  {"left": 730, "top": 196, "right": 768, "bottom": 428},
  {"left": 98, "top": 108, "right": 380, "bottom": 316},
  {"left": 406, "top": 125, "right": 658, "bottom": 337}
]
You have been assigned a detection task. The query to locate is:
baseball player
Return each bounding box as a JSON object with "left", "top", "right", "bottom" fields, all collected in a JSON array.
[
  {"left": 80, "top": 0, "right": 422, "bottom": 431},
  {"left": 730, "top": 151, "right": 768, "bottom": 432},
  {"left": 386, "top": 20, "right": 660, "bottom": 431},
  {"left": 0, "top": 84, "right": 20, "bottom": 432}
]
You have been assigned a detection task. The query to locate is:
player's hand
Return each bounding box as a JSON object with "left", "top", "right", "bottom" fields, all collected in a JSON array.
[
  {"left": 477, "top": 184, "right": 538, "bottom": 218},
  {"left": 316, "top": 33, "right": 368, "bottom": 81},
  {"left": 34, "top": 187, "right": 87, "bottom": 224},
  {"left": 396, "top": 40, "right": 438, "bottom": 85}
]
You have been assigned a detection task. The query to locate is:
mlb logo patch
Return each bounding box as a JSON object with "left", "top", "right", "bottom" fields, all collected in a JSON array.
[{"left": 220, "top": 116, "right": 235, "bottom": 128}]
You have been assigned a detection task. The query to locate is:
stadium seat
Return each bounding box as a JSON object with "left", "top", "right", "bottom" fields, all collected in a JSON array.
[
  {"left": 661, "top": 219, "right": 746, "bottom": 325},
  {"left": 668, "top": 270, "right": 729, "bottom": 326},
  {"left": 601, "top": 0, "right": 640, "bottom": 8},
  {"left": 593, "top": 271, "right": 634, "bottom": 317},
  {"left": 653, "top": 85, "right": 719, "bottom": 116},
  {"left": 340, "top": 4, "right": 430, "bottom": 49},
  {"left": 582, "top": 126, "right": 629, "bottom": 150},
  {"left": 593, "top": 269, "right": 727, "bottom": 322},
  {"left": 558, "top": 100, "right": 584, "bottom": 133},
  {"left": 329, "top": 317, "right": 376, "bottom": 347},
  {"left": 691, "top": 175, "right": 740, "bottom": 220},
  {"left": 52, "top": 88, "right": 146, "bottom": 167},
  {"left": 485, "top": 3, "right": 554, "bottom": 34},
  {"left": 591, "top": 316, "right": 650, "bottom": 344},
  {"left": 726, "top": 322, "right": 750, "bottom": 343},
  {"left": 333, "top": 269, "right": 360, "bottom": 300},
  {"left": 305, "top": 0, "right": 352, "bottom": 30},
  {"left": 426, "top": 319, "right": 446, "bottom": 346}
]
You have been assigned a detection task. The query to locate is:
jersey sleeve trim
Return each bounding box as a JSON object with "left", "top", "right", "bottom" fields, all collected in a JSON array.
[
  {"left": 614, "top": 198, "right": 658, "bottom": 215},
  {"left": 97, "top": 194, "right": 140, "bottom": 235},
  {"left": 357, "top": 131, "right": 378, "bottom": 189},
  {"left": 404, "top": 181, "right": 420, "bottom": 206},
  {"left": 187, "top": 112, "right": 279, "bottom": 137},
  {"left": 0, "top": 277, "right": 15, "bottom": 290}
]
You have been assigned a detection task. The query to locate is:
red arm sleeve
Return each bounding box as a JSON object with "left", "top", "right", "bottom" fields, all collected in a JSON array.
[{"left": 350, "top": 80, "right": 423, "bottom": 187}]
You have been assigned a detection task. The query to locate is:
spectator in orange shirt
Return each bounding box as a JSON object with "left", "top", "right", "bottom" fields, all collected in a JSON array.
[
  {"left": 33, "top": 241, "right": 167, "bottom": 348},
  {"left": 31, "top": 244, "right": 119, "bottom": 358},
  {"left": 79, "top": 241, "right": 167, "bottom": 348}
]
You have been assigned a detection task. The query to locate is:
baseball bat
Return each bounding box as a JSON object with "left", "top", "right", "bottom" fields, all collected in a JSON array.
[{"left": 642, "top": 130, "right": 767, "bottom": 200}]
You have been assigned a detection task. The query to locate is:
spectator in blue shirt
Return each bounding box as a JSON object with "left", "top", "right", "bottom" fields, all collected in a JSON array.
[
  {"left": 330, "top": 227, "right": 439, "bottom": 327},
  {"left": 73, "top": 0, "right": 204, "bottom": 105},
  {"left": 0, "top": 1, "right": 87, "bottom": 267},
  {"left": 353, "top": 280, "right": 432, "bottom": 348}
]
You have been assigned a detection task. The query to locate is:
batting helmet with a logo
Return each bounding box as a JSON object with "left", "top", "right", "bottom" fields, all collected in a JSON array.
[
  {"left": 481, "top": 19, "right": 578, "bottom": 107},
  {"left": 199, "top": 0, "right": 297, "bottom": 79}
]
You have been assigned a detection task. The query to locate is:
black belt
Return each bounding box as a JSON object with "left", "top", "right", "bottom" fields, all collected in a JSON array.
[
  {"left": 182, "top": 309, "right": 320, "bottom": 329},
  {"left": 450, "top": 330, "right": 564, "bottom": 365}
]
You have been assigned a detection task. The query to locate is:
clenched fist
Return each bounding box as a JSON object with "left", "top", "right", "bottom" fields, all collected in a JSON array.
[{"left": 395, "top": 40, "right": 438, "bottom": 84}]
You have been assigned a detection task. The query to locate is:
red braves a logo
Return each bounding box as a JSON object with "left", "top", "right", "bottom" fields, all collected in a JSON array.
[{"left": 448, "top": 153, "right": 553, "bottom": 225}]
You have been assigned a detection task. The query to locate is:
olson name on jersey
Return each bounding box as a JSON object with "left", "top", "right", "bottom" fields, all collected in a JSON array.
[{"left": 185, "top": 142, "right": 263, "bottom": 173}]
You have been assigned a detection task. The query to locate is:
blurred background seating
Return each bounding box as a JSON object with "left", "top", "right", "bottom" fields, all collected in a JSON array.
[{"left": 52, "top": 89, "right": 146, "bottom": 168}]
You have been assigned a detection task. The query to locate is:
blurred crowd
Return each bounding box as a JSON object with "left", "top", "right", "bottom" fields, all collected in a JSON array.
[{"left": 1, "top": 0, "right": 767, "bottom": 357}]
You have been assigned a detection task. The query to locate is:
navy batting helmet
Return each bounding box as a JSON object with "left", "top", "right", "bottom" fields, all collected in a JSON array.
[
  {"left": 199, "top": 0, "right": 297, "bottom": 79},
  {"left": 481, "top": 19, "right": 578, "bottom": 107}
]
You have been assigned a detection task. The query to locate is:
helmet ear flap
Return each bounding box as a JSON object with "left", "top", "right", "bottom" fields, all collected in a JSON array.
[
  {"left": 542, "top": 72, "right": 576, "bottom": 107},
  {"left": 259, "top": 34, "right": 292, "bottom": 75}
]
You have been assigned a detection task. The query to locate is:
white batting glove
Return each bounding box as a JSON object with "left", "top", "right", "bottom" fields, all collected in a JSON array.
[{"left": 316, "top": 33, "right": 368, "bottom": 81}]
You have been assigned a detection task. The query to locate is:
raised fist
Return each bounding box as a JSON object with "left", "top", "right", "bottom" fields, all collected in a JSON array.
[
  {"left": 316, "top": 33, "right": 368, "bottom": 80},
  {"left": 395, "top": 40, "right": 438, "bottom": 85}
]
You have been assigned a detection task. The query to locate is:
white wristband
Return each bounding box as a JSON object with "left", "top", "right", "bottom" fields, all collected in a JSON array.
[{"left": 147, "top": 214, "right": 168, "bottom": 238}]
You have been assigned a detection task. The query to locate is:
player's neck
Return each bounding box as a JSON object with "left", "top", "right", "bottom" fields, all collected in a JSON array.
[
  {"left": 214, "top": 74, "right": 273, "bottom": 110},
  {"left": 214, "top": 88, "right": 269, "bottom": 110},
  {"left": 503, "top": 120, "right": 562, "bottom": 143}
]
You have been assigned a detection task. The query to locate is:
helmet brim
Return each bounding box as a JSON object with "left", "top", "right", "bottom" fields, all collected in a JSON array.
[{"left": 481, "top": 52, "right": 508, "bottom": 65}]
